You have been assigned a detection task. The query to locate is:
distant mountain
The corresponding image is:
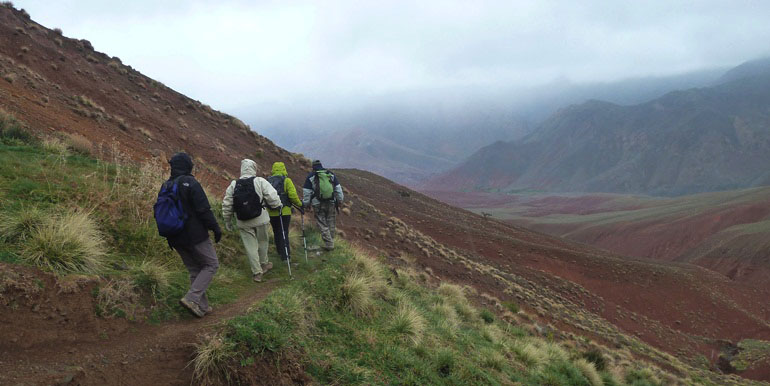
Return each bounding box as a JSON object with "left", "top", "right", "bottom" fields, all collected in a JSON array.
[
  {"left": 293, "top": 128, "right": 454, "bottom": 186},
  {"left": 240, "top": 68, "right": 723, "bottom": 187},
  {"left": 428, "top": 58, "right": 770, "bottom": 196}
]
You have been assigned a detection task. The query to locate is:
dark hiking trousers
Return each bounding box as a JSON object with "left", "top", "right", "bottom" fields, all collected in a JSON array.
[
  {"left": 270, "top": 215, "right": 291, "bottom": 261},
  {"left": 175, "top": 239, "right": 219, "bottom": 310}
]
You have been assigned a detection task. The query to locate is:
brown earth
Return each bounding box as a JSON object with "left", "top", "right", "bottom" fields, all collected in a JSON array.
[
  {"left": 0, "top": 262, "right": 280, "bottom": 385},
  {"left": 2, "top": 5, "right": 770, "bottom": 384}
]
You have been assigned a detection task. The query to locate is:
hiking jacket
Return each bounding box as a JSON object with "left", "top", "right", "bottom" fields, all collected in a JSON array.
[
  {"left": 222, "top": 159, "right": 282, "bottom": 228},
  {"left": 163, "top": 153, "right": 221, "bottom": 248},
  {"left": 302, "top": 166, "right": 344, "bottom": 207},
  {"left": 267, "top": 162, "right": 303, "bottom": 217}
]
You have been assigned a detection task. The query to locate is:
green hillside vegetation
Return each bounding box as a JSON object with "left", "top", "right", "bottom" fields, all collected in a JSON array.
[
  {"left": 0, "top": 112, "right": 294, "bottom": 321},
  {"left": 193, "top": 243, "right": 690, "bottom": 385}
]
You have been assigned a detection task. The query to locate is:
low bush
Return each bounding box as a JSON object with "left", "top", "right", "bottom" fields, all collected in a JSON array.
[
  {"left": 390, "top": 303, "right": 426, "bottom": 345},
  {"left": 340, "top": 271, "right": 376, "bottom": 317},
  {"left": 21, "top": 211, "right": 106, "bottom": 274},
  {"left": 130, "top": 260, "right": 171, "bottom": 296},
  {"left": 480, "top": 308, "right": 494, "bottom": 323},
  {"left": 0, "top": 206, "right": 46, "bottom": 242}
]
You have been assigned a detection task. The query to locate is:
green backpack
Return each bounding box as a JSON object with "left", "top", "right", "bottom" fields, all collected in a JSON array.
[{"left": 314, "top": 170, "right": 334, "bottom": 201}]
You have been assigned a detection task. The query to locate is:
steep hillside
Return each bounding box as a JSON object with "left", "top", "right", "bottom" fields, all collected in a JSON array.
[
  {"left": 429, "top": 188, "right": 770, "bottom": 291},
  {"left": 0, "top": 5, "right": 305, "bottom": 191},
  {"left": 2, "top": 5, "right": 770, "bottom": 383},
  {"left": 429, "top": 57, "right": 770, "bottom": 196}
]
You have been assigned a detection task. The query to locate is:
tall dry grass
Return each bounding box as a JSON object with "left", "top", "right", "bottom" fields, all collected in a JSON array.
[{"left": 21, "top": 211, "right": 106, "bottom": 274}]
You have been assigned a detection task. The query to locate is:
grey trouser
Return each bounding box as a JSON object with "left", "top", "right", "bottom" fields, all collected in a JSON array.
[
  {"left": 175, "top": 239, "right": 219, "bottom": 309},
  {"left": 239, "top": 224, "right": 270, "bottom": 275},
  {"left": 313, "top": 201, "right": 337, "bottom": 248}
]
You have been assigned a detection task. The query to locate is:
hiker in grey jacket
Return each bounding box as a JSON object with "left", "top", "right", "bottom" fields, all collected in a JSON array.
[
  {"left": 302, "top": 160, "right": 344, "bottom": 250},
  {"left": 222, "top": 159, "right": 282, "bottom": 282}
]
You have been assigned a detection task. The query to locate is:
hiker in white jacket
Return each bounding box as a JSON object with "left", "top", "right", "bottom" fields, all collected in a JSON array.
[{"left": 222, "top": 159, "right": 282, "bottom": 282}]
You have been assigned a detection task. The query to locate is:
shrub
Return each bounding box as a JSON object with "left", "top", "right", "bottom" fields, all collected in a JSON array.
[
  {"left": 0, "top": 207, "right": 46, "bottom": 242},
  {"left": 503, "top": 301, "right": 519, "bottom": 314},
  {"left": 479, "top": 308, "right": 494, "bottom": 324},
  {"left": 2, "top": 73, "right": 16, "bottom": 84},
  {"left": 192, "top": 333, "right": 237, "bottom": 386},
  {"left": 575, "top": 358, "right": 603, "bottom": 386},
  {"left": 0, "top": 109, "right": 34, "bottom": 144},
  {"left": 21, "top": 211, "right": 106, "bottom": 274},
  {"left": 582, "top": 348, "right": 607, "bottom": 371},
  {"left": 390, "top": 303, "right": 426, "bottom": 345},
  {"left": 527, "top": 360, "right": 592, "bottom": 386},
  {"left": 625, "top": 367, "right": 660, "bottom": 386},
  {"left": 42, "top": 136, "right": 69, "bottom": 156},
  {"left": 480, "top": 347, "right": 506, "bottom": 371},
  {"left": 433, "top": 349, "right": 456, "bottom": 377},
  {"left": 130, "top": 260, "right": 170, "bottom": 295},
  {"left": 63, "top": 132, "right": 92, "bottom": 155},
  {"left": 340, "top": 271, "right": 375, "bottom": 317},
  {"left": 53, "top": 27, "right": 62, "bottom": 35},
  {"left": 514, "top": 342, "right": 546, "bottom": 368},
  {"left": 1, "top": 2, "right": 13, "bottom": 9}
]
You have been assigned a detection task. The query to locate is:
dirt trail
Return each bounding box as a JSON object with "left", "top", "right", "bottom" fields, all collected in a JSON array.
[{"left": 0, "top": 277, "right": 278, "bottom": 386}]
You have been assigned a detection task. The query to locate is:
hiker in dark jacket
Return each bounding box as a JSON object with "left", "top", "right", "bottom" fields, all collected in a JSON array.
[
  {"left": 163, "top": 152, "right": 222, "bottom": 318},
  {"left": 267, "top": 161, "right": 304, "bottom": 261},
  {"left": 302, "top": 160, "right": 343, "bottom": 251}
]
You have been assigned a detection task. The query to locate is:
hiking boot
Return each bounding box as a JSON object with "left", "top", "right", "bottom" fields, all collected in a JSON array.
[
  {"left": 179, "top": 298, "right": 205, "bottom": 318},
  {"left": 261, "top": 262, "right": 273, "bottom": 272},
  {"left": 202, "top": 305, "right": 213, "bottom": 315},
  {"left": 253, "top": 273, "right": 263, "bottom": 283},
  {"left": 322, "top": 244, "right": 334, "bottom": 251}
]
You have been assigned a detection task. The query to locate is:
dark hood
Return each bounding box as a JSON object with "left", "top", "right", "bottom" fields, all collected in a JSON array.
[{"left": 169, "top": 152, "right": 193, "bottom": 178}]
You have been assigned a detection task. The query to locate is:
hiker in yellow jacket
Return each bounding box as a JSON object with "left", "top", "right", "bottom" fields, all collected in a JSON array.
[{"left": 266, "top": 162, "right": 304, "bottom": 262}]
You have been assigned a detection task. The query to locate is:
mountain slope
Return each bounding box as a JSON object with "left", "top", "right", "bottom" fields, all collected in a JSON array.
[
  {"left": 2, "top": 6, "right": 769, "bottom": 383},
  {"left": 429, "top": 58, "right": 770, "bottom": 196},
  {"left": 293, "top": 128, "right": 454, "bottom": 186},
  {"left": 429, "top": 188, "right": 770, "bottom": 290}
]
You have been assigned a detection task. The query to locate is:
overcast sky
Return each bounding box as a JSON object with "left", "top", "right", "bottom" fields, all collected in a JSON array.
[{"left": 16, "top": 0, "right": 770, "bottom": 112}]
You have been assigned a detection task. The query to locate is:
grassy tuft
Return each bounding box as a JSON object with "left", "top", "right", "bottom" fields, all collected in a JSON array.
[
  {"left": 0, "top": 206, "right": 46, "bottom": 242},
  {"left": 390, "top": 303, "right": 426, "bottom": 345},
  {"left": 340, "top": 271, "right": 376, "bottom": 317},
  {"left": 226, "top": 287, "right": 315, "bottom": 354},
  {"left": 130, "top": 260, "right": 171, "bottom": 295},
  {"left": 21, "top": 211, "right": 106, "bottom": 274},
  {"left": 0, "top": 109, "right": 35, "bottom": 145},
  {"left": 480, "top": 308, "right": 494, "bottom": 324},
  {"left": 191, "top": 333, "right": 237, "bottom": 386},
  {"left": 575, "top": 358, "right": 603, "bottom": 386}
]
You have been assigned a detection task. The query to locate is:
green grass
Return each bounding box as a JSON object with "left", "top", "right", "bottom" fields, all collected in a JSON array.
[
  {"left": 191, "top": 243, "right": 673, "bottom": 385},
  {"left": 0, "top": 131, "right": 290, "bottom": 322}
]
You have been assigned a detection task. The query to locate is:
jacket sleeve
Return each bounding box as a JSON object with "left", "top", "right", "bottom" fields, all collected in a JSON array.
[
  {"left": 332, "top": 174, "right": 344, "bottom": 204},
  {"left": 257, "top": 177, "right": 282, "bottom": 209},
  {"left": 284, "top": 177, "right": 303, "bottom": 208},
  {"left": 302, "top": 174, "right": 313, "bottom": 206},
  {"left": 222, "top": 181, "right": 235, "bottom": 221},
  {"left": 190, "top": 179, "right": 221, "bottom": 232}
]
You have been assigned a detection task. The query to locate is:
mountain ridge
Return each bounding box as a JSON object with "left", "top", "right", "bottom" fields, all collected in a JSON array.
[{"left": 429, "top": 58, "right": 770, "bottom": 196}]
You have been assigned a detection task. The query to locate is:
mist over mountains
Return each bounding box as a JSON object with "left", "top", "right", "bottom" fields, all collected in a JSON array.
[
  {"left": 239, "top": 67, "right": 724, "bottom": 186},
  {"left": 430, "top": 57, "right": 770, "bottom": 196}
]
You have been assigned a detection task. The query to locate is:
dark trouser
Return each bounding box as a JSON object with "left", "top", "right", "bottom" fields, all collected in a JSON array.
[
  {"left": 174, "top": 239, "right": 219, "bottom": 309},
  {"left": 270, "top": 215, "right": 291, "bottom": 261},
  {"left": 313, "top": 201, "right": 336, "bottom": 248}
]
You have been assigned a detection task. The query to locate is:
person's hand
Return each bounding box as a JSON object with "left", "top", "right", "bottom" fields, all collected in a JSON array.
[
  {"left": 214, "top": 228, "right": 222, "bottom": 243},
  {"left": 224, "top": 221, "right": 233, "bottom": 232}
]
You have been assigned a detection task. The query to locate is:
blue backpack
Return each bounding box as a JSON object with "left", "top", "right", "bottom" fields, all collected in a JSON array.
[{"left": 154, "top": 177, "right": 188, "bottom": 237}]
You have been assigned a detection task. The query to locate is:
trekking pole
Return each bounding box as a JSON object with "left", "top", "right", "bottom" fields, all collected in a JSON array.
[
  {"left": 278, "top": 206, "right": 292, "bottom": 278},
  {"left": 300, "top": 208, "right": 308, "bottom": 264}
]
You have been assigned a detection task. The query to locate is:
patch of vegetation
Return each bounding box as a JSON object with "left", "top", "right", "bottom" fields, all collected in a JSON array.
[
  {"left": 192, "top": 244, "right": 677, "bottom": 385},
  {"left": 732, "top": 339, "right": 770, "bottom": 372},
  {"left": 0, "top": 128, "right": 291, "bottom": 321}
]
